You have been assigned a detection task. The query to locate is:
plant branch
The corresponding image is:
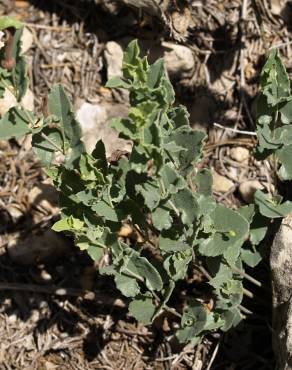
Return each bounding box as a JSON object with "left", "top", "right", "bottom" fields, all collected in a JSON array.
[
  {"left": 214, "top": 123, "right": 257, "bottom": 136},
  {"left": 40, "top": 132, "right": 65, "bottom": 154},
  {"left": 231, "top": 265, "right": 262, "bottom": 287}
]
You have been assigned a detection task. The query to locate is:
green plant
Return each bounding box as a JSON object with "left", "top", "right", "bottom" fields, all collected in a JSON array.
[
  {"left": 255, "top": 49, "right": 292, "bottom": 179},
  {"left": 1, "top": 16, "right": 290, "bottom": 345},
  {"left": 252, "top": 49, "right": 292, "bottom": 220}
]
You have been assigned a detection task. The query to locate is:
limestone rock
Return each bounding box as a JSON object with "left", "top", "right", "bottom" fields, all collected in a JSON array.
[
  {"left": 76, "top": 101, "right": 132, "bottom": 158},
  {"left": 21, "top": 27, "right": 33, "bottom": 54},
  {"left": 0, "top": 88, "right": 34, "bottom": 117},
  {"left": 239, "top": 180, "right": 263, "bottom": 203},
  {"left": 212, "top": 171, "right": 234, "bottom": 193},
  {"left": 0, "top": 31, "right": 4, "bottom": 50},
  {"left": 270, "top": 0, "right": 286, "bottom": 15},
  {"left": 270, "top": 215, "right": 292, "bottom": 370},
  {"left": 230, "top": 147, "right": 250, "bottom": 163},
  {"left": 104, "top": 41, "right": 123, "bottom": 80},
  {"left": 162, "top": 42, "right": 194, "bottom": 79}
]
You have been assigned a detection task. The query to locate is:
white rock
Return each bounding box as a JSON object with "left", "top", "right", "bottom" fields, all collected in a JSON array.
[
  {"left": 212, "top": 171, "right": 234, "bottom": 193},
  {"left": 21, "top": 27, "right": 33, "bottom": 54},
  {"left": 30, "top": 266, "right": 53, "bottom": 284},
  {"left": 0, "top": 88, "right": 34, "bottom": 117},
  {"left": 230, "top": 147, "right": 250, "bottom": 162},
  {"left": 21, "top": 89, "right": 34, "bottom": 111},
  {"left": 77, "top": 102, "right": 107, "bottom": 154},
  {"left": 45, "top": 361, "right": 59, "bottom": 370},
  {"left": 7, "top": 229, "right": 69, "bottom": 265},
  {"left": 162, "top": 42, "right": 194, "bottom": 79},
  {"left": 77, "top": 101, "right": 132, "bottom": 158},
  {"left": 0, "top": 346, "right": 5, "bottom": 364},
  {"left": 239, "top": 180, "right": 264, "bottom": 203},
  {"left": 30, "top": 309, "right": 40, "bottom": 323},
  {"left": 270, "top": 0, "right": 285, "bottom": 15},
  {"left": 0, "top": 31, "right": 5, "bottom": 50},
  {"left": 8, "top": 313, "right": 18, "bottom": 324},
  {"left": 104, "top": 41, "right": 124, "bottom": 80}
]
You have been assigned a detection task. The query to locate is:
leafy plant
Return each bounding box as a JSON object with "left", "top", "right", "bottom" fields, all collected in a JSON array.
[
  {"left": 252, "top": 48, "right": 292, "bottom": 239},
  {"left": 0, "top": 16, "right": 285, "bottom": 345},
  {"left": 256, "top": 49, "right": 292, "bottom": 181}
]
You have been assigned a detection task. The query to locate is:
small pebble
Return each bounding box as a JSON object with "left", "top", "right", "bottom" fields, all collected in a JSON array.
[
  {"left": 230, "top": 147, "right": 250, "bottom": 163},
  {"left": 212, "top": 171, "right": 234, "bottom": 193},
  {"left": 239, "top": 180, "right": 264, "bottom": 203}
]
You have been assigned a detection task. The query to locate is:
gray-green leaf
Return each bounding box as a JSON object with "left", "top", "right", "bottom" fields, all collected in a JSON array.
[
  {"left": 0, "top": 107, "right": 32, "bottom": 139},
  {"left": 129, "top": 294, "right": 156, "bottom": 325},
  {"left": 254, "top": 190, "right": 292, "bottom": 218}
]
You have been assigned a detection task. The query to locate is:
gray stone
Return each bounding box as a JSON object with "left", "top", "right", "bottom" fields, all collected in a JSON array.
[
  {"left": 21, "top": 27, "right": 33, "bottom": 54},
  {"left": 230, "top": 147, "right": 250, "bottom": 163},
  {"left": 239, "top": 180, "right": 264, "bottom": 203},
  {"left": 104, "top": 41, "right": 123, "bottom": 80},
  {"left": 162, "top": 42, "right": 194, "bottom": 79},
  {"left": 76, "top": 101, "right": 132, "bottom": 158},
  {"left": 0, "top": 88, "right": 34, "bottom": 117},
  {"left": 212, "top": 171, "right": 234, "bottom": 193}
]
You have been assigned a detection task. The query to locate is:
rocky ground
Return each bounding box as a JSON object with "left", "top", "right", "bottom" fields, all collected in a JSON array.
[{"left": 0, "top": 0, "right": 291, "bottom": 369}]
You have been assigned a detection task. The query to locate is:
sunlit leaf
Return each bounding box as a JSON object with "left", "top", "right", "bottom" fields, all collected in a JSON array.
[
  {"left": 254, "top": 190, "right": 292, "bottom": 218},
  {"left": 0, "top": 16, "right": 23, "bottom": 30},
  {"left": 129, "top": 294, "right": 156, "bottom": 325},
  {"left": 0, "top": 107, "right": 32, "bottom": 139}
]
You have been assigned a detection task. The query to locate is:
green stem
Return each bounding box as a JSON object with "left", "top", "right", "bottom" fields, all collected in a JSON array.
[
  {"left": 123, "top": 267, "right": 144, "bottom": 283},
  {"left": 230, "top": 265, "right": 262, "bottom": 287},
  {"left": 18, "top": 102, "right": 65, "bottom": 157},
  {"left": 40, "top": 132, "right": 64, "bottom": 154},
  {"left": 107, "top": 187, "right": 114, "bottom": 208},
  {"left": 165, "top": 149, "right": 178, "bottom": 168}
]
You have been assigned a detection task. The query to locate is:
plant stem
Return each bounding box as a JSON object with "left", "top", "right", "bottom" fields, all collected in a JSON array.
[
  {"left": 40, "top": 132, "right": 64, "bottom": 154},
  {"left": 231, "top": 265, "right": 262, "bottom": 287},
  {"left": 214, "top": 123, "right": 257, "bottom": 136},
  {"left": 197, "top": 264, "right": 254, "bottom": 298},
  {"left": 17, "top": 102, "right": 65, "bottom": 156},
  {"left": 164, "top": 306, "right": 182, "bottom": 318}
]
